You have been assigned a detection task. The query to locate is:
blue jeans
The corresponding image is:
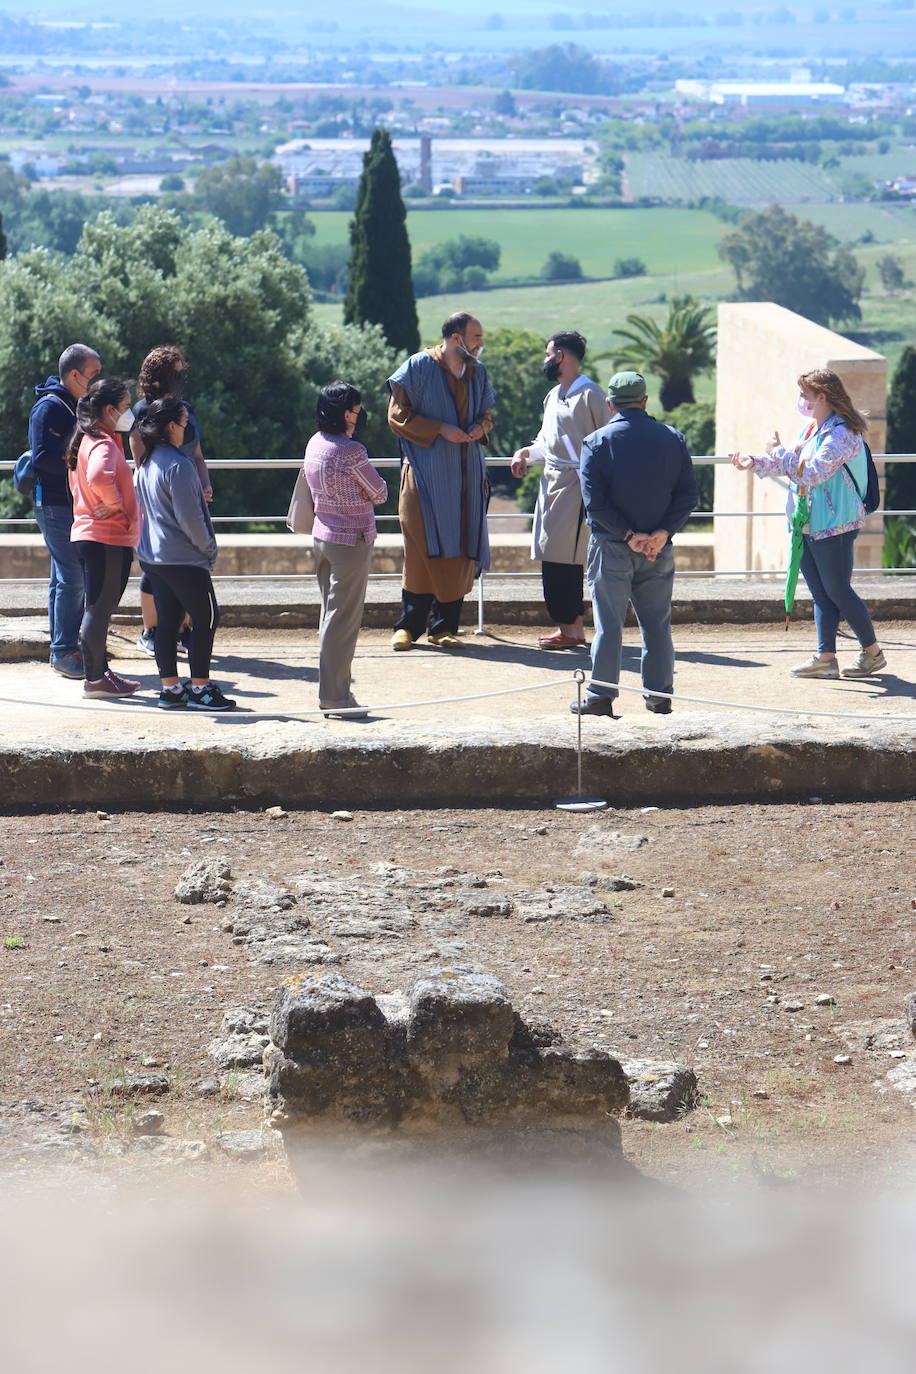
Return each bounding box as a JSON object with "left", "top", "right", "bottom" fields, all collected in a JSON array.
[
  {"left": 586, "top": 533, "right": 675, "bottom": 702},
  {"left": 33, "top": 500, "right": 84, "bottom": 660},
  {"left": 800, "top": 530, "right": 876, "bottom": 655}
]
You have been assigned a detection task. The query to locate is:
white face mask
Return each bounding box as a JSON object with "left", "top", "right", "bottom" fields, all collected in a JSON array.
[
  {"left": 796, "top": 394, "right": 814, "bottom": 417},
  {"left": 114, "top": 405, "right": 135, "bottom": 433}
]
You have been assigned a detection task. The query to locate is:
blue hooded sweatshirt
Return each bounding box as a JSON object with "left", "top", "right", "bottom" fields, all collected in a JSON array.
[{"left": 27, "top": 377, "right": 77, "bottom": 507}]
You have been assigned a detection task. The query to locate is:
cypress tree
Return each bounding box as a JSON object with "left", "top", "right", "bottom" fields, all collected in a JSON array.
[
  {"left": 886, "top": 344, "right": 916, "bottom": 514},
  {"left": 344, "top": 128, "right": 420, "bottom": 357}
]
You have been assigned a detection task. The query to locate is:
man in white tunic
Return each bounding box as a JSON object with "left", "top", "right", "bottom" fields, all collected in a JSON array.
[{"left": 511, "top": 331, "right": 609, "bottom": 648}]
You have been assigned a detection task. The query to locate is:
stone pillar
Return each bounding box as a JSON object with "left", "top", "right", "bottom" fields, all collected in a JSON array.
[{"left": 714, "top": 303, "right": 887, "bottom": 572}]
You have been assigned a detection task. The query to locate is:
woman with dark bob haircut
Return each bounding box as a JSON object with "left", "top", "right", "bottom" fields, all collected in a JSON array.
[
  {"left": 130, "top": 344, "right": 211, "bottom": 659},
  {"left": 134, "top": 395, "right": 235, "bottom": 711},
  {"left": 302, "top": 381, "right": 388, "bottom": 719}
]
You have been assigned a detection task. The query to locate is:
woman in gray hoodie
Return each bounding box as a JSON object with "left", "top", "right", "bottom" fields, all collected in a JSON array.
[{"left": 135, "top": 396, "right": 236, "bottom": 712}]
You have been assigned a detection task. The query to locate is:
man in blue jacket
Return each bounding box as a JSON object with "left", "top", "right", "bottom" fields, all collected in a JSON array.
[
  {"left": 28, "top": 343, "right": 102, "bottom": 677},
  {"left": 574, "top": 371, "right": 698, "bottom": 717}
]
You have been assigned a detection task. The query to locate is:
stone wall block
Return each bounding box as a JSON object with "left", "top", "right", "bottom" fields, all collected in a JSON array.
[
  {"left": 406, "top": 969, "right": 516, "bottom": 1061},
  {"left": 269, "top": 972, "right": 388, "bottom": 1064},
  {"left": 267, "top": 969, "right": 640, "bottom": 1140}
]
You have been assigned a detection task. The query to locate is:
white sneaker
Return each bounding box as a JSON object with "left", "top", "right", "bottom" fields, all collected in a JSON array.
[
  {"left": 841, "top": 649, "right": 887, "bottom": 679},
  {"left": 789, "top": 655, "right": 839, "bottom": 679}
]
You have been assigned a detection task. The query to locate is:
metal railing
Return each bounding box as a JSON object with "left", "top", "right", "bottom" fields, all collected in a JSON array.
[{"left": 3, "top": 455, "right": 916, "bottom": 632}]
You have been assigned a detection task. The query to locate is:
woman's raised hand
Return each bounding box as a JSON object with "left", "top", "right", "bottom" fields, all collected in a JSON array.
[{"left": 764, "top": 430, "right": 781, "bottom": 456}]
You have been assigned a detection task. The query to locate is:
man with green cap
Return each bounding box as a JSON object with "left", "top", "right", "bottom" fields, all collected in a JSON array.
[{"left": 573, "top": 370, "right": 698, "bottom": 717}]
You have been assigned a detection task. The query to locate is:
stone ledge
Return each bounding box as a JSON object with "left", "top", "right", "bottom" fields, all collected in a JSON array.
[{"left": 0, "top": 714, "right": 913, "bottom": 808}]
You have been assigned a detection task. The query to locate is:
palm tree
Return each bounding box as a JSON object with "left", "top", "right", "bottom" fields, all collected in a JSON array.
[{"left": 611, "top": 297, "right": 716, "bottom": 411}]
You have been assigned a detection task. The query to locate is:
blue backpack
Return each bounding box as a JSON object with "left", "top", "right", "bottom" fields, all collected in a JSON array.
[
  {"left": 844, "top": 441, "right": 880, "bottom": 515},
  {"left": 13, "top": 450, "right": 36, "bottom": 497}
]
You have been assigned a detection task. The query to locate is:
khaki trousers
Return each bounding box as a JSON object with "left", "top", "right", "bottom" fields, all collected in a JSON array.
[{"left": 313, "top": 536, "right": 372, "bottom": 708}]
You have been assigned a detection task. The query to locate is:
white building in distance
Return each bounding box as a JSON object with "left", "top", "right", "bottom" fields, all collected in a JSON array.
[{"left": 676, "top": 80, "right": 846, "bottom": 107}]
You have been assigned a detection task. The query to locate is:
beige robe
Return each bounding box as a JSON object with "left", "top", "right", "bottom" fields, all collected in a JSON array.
[{"left": 527, "top": 376, "right": 609, "bottom": 565}]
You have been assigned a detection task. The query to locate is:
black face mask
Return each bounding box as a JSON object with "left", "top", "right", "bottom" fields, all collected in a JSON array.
[
  {"left": 172, "top": 367, "right": 189, "bottom": 396},
  {"left": 543, "top": 357, "right": 561, "bottom": 383},
  {"left": 353, "top": 408, "right": 368, "bottom": 438}
]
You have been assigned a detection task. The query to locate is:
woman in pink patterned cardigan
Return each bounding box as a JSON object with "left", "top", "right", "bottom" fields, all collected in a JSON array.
[{"left": 303, "top": 382, "right": 388, "bottom": 719}]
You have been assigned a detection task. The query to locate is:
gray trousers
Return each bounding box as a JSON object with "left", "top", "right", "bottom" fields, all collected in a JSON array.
[
  {"left": 313, "top": 536, "right": 372, "bottom": 708},
  {"left": 586, "top": 533, "right": 675, "bottom": 703}
]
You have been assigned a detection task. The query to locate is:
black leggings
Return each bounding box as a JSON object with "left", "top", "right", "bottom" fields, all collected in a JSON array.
[
  {"left": 139, "top": 562, "right": 219, "bottom": 680},
  {"left": 73, "top": 541, "right": 133, "bottom": 680}
]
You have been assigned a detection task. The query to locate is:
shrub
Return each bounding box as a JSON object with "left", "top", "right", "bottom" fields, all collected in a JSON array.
[{"left": 541, "top": 250, "right": 583, "bottom": 281}]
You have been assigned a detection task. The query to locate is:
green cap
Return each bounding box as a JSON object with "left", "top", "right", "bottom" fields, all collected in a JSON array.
[{"left": 607, "top": 370, "right": 647, "bottom": 405}]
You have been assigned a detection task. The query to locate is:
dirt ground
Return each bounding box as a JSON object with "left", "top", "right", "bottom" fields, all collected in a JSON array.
[{"left": 1, "top": 800, "right": 915, "bottom": 1193}]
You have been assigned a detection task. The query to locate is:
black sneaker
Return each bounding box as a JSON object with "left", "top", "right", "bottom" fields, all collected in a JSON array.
[
  {"left": 158, "top": 684, "right": 189, "bottom": 710},
  {"left": 644, "top": 696, "right": 672, "bottom": 715},
  {"left": 178, "top": 625, "right": 193, "bottom": 655},
  {"left": 186, "top": 683, "right": 237, "bottom": 712},
  {"left": 136, "top": 627, "right": 157, "bottom": 658}
]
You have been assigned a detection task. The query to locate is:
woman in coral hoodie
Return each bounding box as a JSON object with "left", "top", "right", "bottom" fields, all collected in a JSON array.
[{"left": 66, "top": 377, "right": 142, "bottom": 700}]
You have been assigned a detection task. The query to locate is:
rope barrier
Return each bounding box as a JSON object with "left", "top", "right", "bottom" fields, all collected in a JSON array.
[
  {"left": 1, "top": 664, "right": 915, "bottom": 723},
  {"left": 587, "top": 676, "right": 916, "bottom": 723},
  {"left": 0, "top": 673, "right": 576, "bottom": 720}
]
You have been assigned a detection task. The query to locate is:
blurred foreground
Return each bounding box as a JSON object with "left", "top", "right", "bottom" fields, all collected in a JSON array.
[{"left": 2, "top": 1159, "right": 915, "bottom": 1373}]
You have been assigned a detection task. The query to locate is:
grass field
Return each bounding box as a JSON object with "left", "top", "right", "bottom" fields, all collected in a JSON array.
[
  {"left": 623, "top": 153, "right": 839, "bottom": 205},
  {"left": 791, "top": 202, "right": 916, "bottom": 243},
  {"left": 313, "top": 263, "right": 735, "bottom": 406},
  {"left": 833, "top": 150, "right": 916, "bottom": 182},
  {"left": 313, "top": 248, "right": 916, "bottom": 407},
  {"left": 309, "top": 206, "right": 727, "bottom": 281},
  {"left": 312, "top": 196, "right": 916, "bottom": 407}
]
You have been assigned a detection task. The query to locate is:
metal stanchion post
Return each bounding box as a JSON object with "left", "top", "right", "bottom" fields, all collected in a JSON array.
[
  {"left": 555, "top": 669, "right": 607, "bottom": 812},
  {"left": 474, "top": 572, "right": 486, "bottom": 636}
]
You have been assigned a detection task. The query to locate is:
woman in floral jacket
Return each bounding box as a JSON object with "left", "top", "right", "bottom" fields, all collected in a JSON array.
[{"left": 732, "top": 367, "right": 885, "bottom": 680}]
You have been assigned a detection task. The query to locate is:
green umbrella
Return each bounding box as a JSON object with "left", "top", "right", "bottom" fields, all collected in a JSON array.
[{"left": 784, "top": 490, "right": 810, "bottom": 630}]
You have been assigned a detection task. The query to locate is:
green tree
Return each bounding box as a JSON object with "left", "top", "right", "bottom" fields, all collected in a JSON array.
[
  {"left": 613, "top": 257, "right": 645, "bottom": 278},
  {"left": 541, "top": 251, "right": 583, "bottom": 281},
  {"left": 877, "top": 253, "right": 905, "bottom": 291},
  {"left": 483, "top": 327, "right": 553, "bottom": 462},
  {"left": 509, "top": 43, "right": 627, "bottom": 95},
  {"left": 886, "top": 344, "right": 916, "bottom": 550},
  {"left": 413, "top": 235, "right": 501, "bottom": 296},
  {"left": 662, "top": 401, "right": 715, "bottom": 510},
  {"left": 344, "top": 127, "right": 419, "bottom": 357},
  {"left": 0, "top": 206, "right": 398, "bottom": 525},
  {"left": 718, "top": 204, "right": 864, "bottom": 327},
  {"left": 193, "top": 156, "right": 285, "bottom": 237},
  {"left": 493, "top": 89, "right": 517, "bottom": 117},
  {"left": 0, "top": 211, "right": 5, "bottom": 262},
  {"left": 612, "top": 297, "right": 717, "bottom": 411}
]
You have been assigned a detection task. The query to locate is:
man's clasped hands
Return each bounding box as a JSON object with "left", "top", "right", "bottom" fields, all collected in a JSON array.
[{"left": 626, "top": 529, "right": 669, "bottom": 561}]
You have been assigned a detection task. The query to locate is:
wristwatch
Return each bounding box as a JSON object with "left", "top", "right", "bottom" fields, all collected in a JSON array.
[{"left": 623, "top": 529, "right": 634, "bottom": 543}]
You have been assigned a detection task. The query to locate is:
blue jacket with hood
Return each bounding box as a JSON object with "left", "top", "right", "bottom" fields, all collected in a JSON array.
[{"left": 27, "top": 377, "right": 77, "bottom": 507}]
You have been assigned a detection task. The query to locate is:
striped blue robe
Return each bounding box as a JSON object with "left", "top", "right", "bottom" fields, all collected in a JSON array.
[{"left": 388, "top": 350, "right": 494, "bottom": 571}]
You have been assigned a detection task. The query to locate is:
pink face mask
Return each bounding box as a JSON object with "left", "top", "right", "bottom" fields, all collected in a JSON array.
[{"left": 796, "top": 394, "right": 814, "bottom": 417}]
